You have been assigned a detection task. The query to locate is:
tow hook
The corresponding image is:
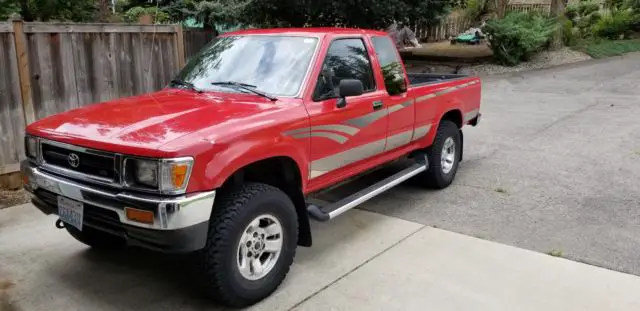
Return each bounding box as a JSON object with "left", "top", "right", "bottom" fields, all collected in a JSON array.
[{"left": 55, "top": 219, "right": 65, "bottom": 229}]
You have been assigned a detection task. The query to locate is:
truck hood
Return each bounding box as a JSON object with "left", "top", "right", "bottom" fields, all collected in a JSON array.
[{"left": 27, "top": 89, "right": 281, "bottom": 153}]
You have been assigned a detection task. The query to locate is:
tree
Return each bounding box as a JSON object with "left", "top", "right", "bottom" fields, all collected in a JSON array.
[
  {"left": 3, "top": 0, "right": 97, "bottom": 21},
  {"left": 234, "top": 0, "right": 455, "bottom": 29}
]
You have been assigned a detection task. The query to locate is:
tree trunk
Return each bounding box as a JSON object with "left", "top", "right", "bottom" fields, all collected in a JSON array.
[{"left": 550, "top": 0, "right": 565, "bottom": 50}]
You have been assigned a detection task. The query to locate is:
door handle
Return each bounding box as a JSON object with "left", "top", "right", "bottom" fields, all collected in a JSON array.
[{"left": 372, "top": 100, "right": 383, "bottom": 110}]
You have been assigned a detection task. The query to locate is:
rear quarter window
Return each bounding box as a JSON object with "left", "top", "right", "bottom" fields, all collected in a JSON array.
[{"left": 371, "top": 36, "right": 407, "bottom": 95}]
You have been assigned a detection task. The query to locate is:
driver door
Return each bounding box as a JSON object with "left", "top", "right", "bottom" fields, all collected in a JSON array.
[{"left": 303, "top": 37, "right": 388, "bottom": 180}]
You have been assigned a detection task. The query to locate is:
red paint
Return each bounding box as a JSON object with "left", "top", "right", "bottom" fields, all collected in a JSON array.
[{"left": 26, "top": 28, "right": 481, "bottom": 195}]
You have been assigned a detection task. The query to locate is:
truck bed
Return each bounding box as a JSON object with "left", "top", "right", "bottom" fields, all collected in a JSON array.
[{"left": 407, "top": 73, "right": 468, "bottom": 86}]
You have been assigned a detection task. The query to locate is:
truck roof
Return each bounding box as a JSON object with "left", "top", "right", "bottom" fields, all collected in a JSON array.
[{"left": 222, "top": 27, "right": 389, "bottom": 37}]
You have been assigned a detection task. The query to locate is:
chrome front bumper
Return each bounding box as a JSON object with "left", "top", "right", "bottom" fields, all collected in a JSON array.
[{"left": 22, "top": 161, "right": 215, "bottom": 251}]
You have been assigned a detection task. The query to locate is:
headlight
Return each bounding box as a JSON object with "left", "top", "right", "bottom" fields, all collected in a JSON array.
[
  {"left": 132, "top": 159, "right": 159, "bottom": 188},
  {"left": 125, "top": 157, "right": 193, "bottom": 193},
  {"left": 25, "top": 136, "right": 39, "bottom": 160}
]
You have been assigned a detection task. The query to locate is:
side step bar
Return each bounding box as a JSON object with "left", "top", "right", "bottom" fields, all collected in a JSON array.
[{"left": 307, "top": 162, "right": 427, "bottom": 221}]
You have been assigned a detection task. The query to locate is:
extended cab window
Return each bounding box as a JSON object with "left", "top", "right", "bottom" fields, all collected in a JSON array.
[
  {"left": 174, "top": 35, "right": 318, "bottom": 96},
  {"left": 313, "top": 38, "right": 375, "bottom": 101},
  {"left": 371, "top": 36, "right": 407, "bottom": 95}
]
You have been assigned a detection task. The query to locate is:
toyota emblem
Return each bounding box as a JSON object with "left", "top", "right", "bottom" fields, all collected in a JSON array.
[{"left": 68, "top": 153, "right": 80, "bottom": 168}]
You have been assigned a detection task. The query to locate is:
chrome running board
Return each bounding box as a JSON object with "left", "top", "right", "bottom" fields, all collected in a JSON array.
[{"left": 307, "top": 162, "right": 427, "bottom": 221}]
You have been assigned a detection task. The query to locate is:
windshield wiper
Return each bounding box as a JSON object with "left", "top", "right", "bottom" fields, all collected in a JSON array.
[
  {"left": 211, "top": 81, "right": 277, "bottom": 101},
  {"left": 170, "top": 79, "right": 202, "bottom": 93}
]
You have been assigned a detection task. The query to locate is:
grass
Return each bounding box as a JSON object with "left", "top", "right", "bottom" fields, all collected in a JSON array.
[
  {"left": 573, "top": 39, "right": 640, "bottom": 58},
  {"left": 547, "top": 249, "right": 563, "bottom": 257}
]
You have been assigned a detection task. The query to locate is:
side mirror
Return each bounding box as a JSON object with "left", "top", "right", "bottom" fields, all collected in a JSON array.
[{"left": 336, "top": 79, "right": 364, "bottom": 108}]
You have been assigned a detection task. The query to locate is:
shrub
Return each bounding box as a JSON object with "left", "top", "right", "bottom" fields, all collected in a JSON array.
[
  {"left": 592, "top": 10, "right": 633, "bottom": 39},
  {"left": 564, "top": 2, "right": 603, "bottom": 39},
  {"left": 124, "top": 6, "right": 170, "bottom": 23},
  {"left": 579, "top": 2, "right": 601, "bottom": 16},
  {"left": 563, "top": 18, "right": 579, "bottom": 46},
  {"left": 482, "top": 12, "right": 557, "bottom": 66},
  {"left": 565, "top": 5, "right": 579, "bottom": 23}
]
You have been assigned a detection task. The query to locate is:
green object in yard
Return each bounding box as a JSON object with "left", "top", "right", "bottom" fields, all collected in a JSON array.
[{"left": 456, "top": 34, "right": 476, "bottom": 41}]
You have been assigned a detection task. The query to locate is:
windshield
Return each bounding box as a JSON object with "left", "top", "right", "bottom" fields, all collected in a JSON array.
[{"left": 173, "top": 35, "right": 319, "bottom": 97}]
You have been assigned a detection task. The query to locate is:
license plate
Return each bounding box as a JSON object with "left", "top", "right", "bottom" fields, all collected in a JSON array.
[{"left": 58, "top": 196, "right": 84, "bottom": 231}]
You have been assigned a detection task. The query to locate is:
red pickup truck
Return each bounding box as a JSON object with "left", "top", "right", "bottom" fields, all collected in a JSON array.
[{"left": 21, "top": 28, "right": 481, "bottom": 307}]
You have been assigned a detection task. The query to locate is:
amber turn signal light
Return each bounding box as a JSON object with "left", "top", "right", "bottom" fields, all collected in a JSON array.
[
  {"left": 125, "top": 207, "right": 154, "bottom": 224},
  {"left": 171, "top": 164, "right": 189, "bottom": 188}
]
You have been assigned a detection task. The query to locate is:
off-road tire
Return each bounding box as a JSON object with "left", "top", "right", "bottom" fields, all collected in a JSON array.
[
  {"left": 419, "top": 120, "right": 461, "bottom": 189},
  {"left": 65, "top": 225, "right": 126, "bottom": 249},
  {"left": 199, "top": 183, "right": 298, "bottom": 308}
]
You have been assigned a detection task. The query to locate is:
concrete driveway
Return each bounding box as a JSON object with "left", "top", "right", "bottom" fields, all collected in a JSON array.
[
  {"left": 1, "top": 53, "right": 640, "bottom": 310},
  {"left": 364, "top": 52, "right": 640, "bottom": 275}
]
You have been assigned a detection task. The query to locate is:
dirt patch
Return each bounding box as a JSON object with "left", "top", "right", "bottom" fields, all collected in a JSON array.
[
  {"left": 463, "top": 48, "right": 592, "bottom": 76},
  {"left": 0, "top": 279, "right": 18, "bottom": 311},
  {"left": 405, "top": 47, "right": 591, "bottom": 76},
  {"left": 409, "top": 41, "right": 493, "bottom": 59},
  {"left": 0, "top": 189, "right": 30, "bottom": 210}
]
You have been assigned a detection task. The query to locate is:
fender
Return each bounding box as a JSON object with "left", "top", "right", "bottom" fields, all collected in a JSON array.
[{"left": 186, "top": 135, "right": 309, "bottom": 193}]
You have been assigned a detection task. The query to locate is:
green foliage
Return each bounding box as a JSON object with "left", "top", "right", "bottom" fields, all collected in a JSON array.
[
  {"left": 482, "top": 12, "right": 557, "bottom": 66},
  {"left": 124, "top": 6, "right": 170, "bottom": 23},
  {"left": 563, "top": 18, "right": 578, "bottom": 46},
  {"left": 464, "top": 0, "right": 490, "bottom": 22},
  {"left": 236, "top": 0, "right": 454, "bottom": 29},
  {"left": 565, "top": 5, "right": 579, "bottom": 22},
  {"left": 574, "top": 38, "right": 640, "bottom": 57},
  {"left": 578, "top": 2, "right": 600, "bottom": 16},
  {"left": 5, "top": 0, "right": 97, "bottom": 21},
  {"left": 565, "top": 1, "right": 605, "bottom": 39},
  {"left": 0, "top": 0, "right": 19, "bottom": 20},
  {"left": 592, "top": 10, "right": 633, "bottom": 39}
]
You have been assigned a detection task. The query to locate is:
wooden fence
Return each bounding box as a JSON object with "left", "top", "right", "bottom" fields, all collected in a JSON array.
[
  {"left": 415, "top": 16, "right": 475, "bottom": 42},
  {"left": 507, "top": 3, "right": 552, "bottom": 14},
  {"left": 413, "top": 2, "right": 561, "bottom": 41},
  {"left": 0, "top": 21, "right": 214, "bottom": 177}
]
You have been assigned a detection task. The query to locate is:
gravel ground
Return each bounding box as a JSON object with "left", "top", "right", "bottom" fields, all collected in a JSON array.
[
  {"left": 463, "top": 47, "right": 592, "bottom": 76},
  {"left": 0, "top": 189, "right": 29, "bottom": 210}
]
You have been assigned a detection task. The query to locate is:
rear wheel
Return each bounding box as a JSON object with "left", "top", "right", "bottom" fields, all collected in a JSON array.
[
  {"left": 198, "top": 183, "right": 298, "bottom": 308},
  {"left": 418, "top": 120, "right": 461, "bottom": 189},
  {"left": 65, "top": 225, "right": 125, "bottom": 249}
]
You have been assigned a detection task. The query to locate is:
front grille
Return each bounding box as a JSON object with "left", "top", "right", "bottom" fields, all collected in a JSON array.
[{"left": 41, "top": 142, "right": 116, "bottom": 180}]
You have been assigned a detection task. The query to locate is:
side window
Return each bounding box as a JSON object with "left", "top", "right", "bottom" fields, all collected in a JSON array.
[
  {"left": 371, "top": 36, "right": 407, "bottom": 95},
  {"left": 313, "top": 38, "right": 375, "bottom": 101}
]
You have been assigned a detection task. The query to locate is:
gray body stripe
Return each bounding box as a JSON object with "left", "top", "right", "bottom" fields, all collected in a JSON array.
[
  {"left": 292, "top": 132, "right": 349, "bottom": 144},
  {"left": 401, "top": 100, "right": 414, "bottom": 107},
  {"left": 385, "top": 130, "right": 413, "bottom": 151},
  {"left": 290, "top": 79, "right": 480, "bottom": 179},
  {"left": 283, "top": 128, "right": 311, "bottom": 136},
  {"left": 344, "top": 109, "right": 387, "bottom": 128},
  {"left": 411, "top": 125, "right": 431, "bottom": 141},
  {"left": 284, "top": 124, "right": 360, "bottom": 136},
  {"left": 416, "top": 94, "right": 436, "bottom": 102},
  {"left": 463, "top": 109, "right": 480, "bottom": 122},
  {"left": 345, "top": 100, "right": 413, "bottom": 128},
  {"left": 311, "top": 139, "right": 386, "bottom": 178}
]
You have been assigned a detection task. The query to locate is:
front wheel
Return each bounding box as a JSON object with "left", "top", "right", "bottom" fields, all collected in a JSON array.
[
  {"left": 418, "top": 120, "right": 461, "bottom": 189},
  {"left": 198, "top": 183, "right": 298, "bottom": 308}
]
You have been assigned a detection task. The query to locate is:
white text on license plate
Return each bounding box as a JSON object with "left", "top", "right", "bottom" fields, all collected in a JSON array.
[{"left": 58, "top": 196, "right": 84, "bottom": 231}]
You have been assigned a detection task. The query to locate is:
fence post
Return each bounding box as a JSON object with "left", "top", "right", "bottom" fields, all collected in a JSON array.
[
  {"left": 174, "top": 24, "right": 185, "bottom": 70},
  {"left": 12, "top": 19, "right": 36, "bottom": 125}
]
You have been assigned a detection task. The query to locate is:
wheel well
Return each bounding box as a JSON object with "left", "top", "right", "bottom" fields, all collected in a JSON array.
[
  {"left": 441, "top": 109, "right": 463, "bottom": 129},
  {"left": 220, "top": 157, "right": 312, "bottom": 247}
]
